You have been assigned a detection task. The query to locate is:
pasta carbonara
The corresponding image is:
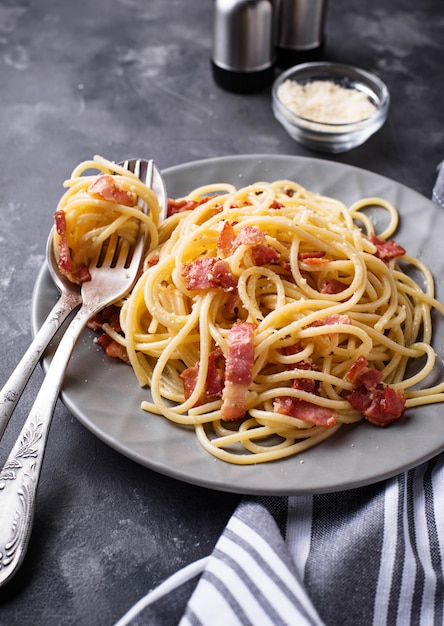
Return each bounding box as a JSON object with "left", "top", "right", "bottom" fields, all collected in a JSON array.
[{"left": 93, "top": 176, "right": 444, "bottom": 465}]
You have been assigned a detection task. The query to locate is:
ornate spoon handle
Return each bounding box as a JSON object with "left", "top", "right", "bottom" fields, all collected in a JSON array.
[
  {"left": 0, "top": 291, "right": 81, "bottom": 441},
  {"left": 0, "top": 303, "right": 90, "bottom": 587}
]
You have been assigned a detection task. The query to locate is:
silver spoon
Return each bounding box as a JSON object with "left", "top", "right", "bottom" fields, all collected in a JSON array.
[
  {"left": 0, "top": 159, "right": 167, "bottom": 442},
  {"left": 0, "top": 230, "right": 82, "bottom": 441}
]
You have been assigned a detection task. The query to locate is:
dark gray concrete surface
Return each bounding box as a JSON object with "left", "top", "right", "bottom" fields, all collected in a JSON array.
[{"left": 0, "top": 0, "right": 442, "bottom": 623}]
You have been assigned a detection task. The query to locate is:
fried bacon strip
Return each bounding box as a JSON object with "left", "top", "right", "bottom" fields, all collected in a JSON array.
[
  {"left": 182, "top": 258, "right": 237, "bottom": 292},
  {"left": 221, "top": 322, "right": 256, "bottom": 421},
  {"left": 346, "top": 355, "right": 407, "bottom": 426},
  {"left": 88, "top": 174, "right": 135, "bottom": 207},
  {"left": 217, "top": 223, "right": 279, "bottom": 265},
  {"left": 179, "top": 322, "right": 256, "bottom": 420},
  {"left": 369, "top": 233, "right": 406, "bottom": 261},
  {"left": 273, "top": 360, "right": 338, "bottom": 428},
  {"left": 166, "top": 197, "right": 212, "bottom": 218},
  {"left": 54, "top": 209, "right": 91, "bottom": 284},
  {"left": 180, "top": 349, "right": 225, "bottom": 405}
]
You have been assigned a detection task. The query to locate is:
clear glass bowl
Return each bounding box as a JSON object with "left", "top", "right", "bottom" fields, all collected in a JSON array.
[{"left": 272, "top": 62, "right": 390, "bottom": 153}]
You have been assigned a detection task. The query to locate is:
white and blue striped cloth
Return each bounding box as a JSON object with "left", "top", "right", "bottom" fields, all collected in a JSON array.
[{"left": 115, "top": 163, "right": 444, "bottom": 626}]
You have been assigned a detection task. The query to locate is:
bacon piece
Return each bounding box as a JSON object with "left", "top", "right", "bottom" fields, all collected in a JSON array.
[
  {"left": 218, "top": 224, "right": 274, "bottom": 263},
  {"left": 212, "top": 260, "right": 238, "bottom": 291},
  {"left": 87, "top": 305, "right": 121, "bottom": 332},
  {"left": 347, "top": 385, "right": 406, "bottom": 427},
  {"left": 269, "top": 200, "right": 284, "bottom": 209},
  {"left": 167, "top": 197, "right": 212, "bottom": 217},
  {"left": 345, "top": 355, "right": 368, "bottom": 384},
  {"left": 225, "top": 322, "right": 256, "bottom": 384},
  {"left": 281, "top": 343, "right": 305, "bottom": 357},
  {"left": 251, "top": 244, "right": 280, "bottom": 265},
  {"left": 221, "top": 381, "right": 248, "bottom": 421},
  {"left": 346, "top": 356, "right": 383, "bottom": 388},
  {"left": 291, "top": 363, "right": 318, "bottom": 395},
  {"left": 274, "top": 397, "right": 337, "bottom": 427},
  {"left": 298, "top": 251, "right": 329, "bottom": 267},
  {"left": 359, "top": 368, "right": 383, "bottom": 389},
  {"left": 96, "top": 334, "right": 129, "bottom": 363},
  {"left": 299, "top": 251, "right": 329, "bottom": 268},
  {"left": 301, "top": 257, "right": 330, "bottom": 266},
  {"left": 310, "top": 314, "right": 352, "bottom": 327},
  {"left": 54, "top": 209, "right": 91, "bottom": 284},
  {"left": 369, "top": 233, "right": 406, "bottom": 261},
  {"left": 217, "top": 221, "right": 236, "bottom": 257},
  {"left": 346, "top": 355, "right": 407, "bottom": 426},
  {"left": 368, "top": 387, "right": 407, "bottom": 425},
  {"left": 180, "top": 349, "right": 225, "bottom": 405},
  {"left": 88, "top": 174, "right": 135, "bottom": 207},
  {"left": 54, "top": 208, "right": 67, "bottom": 236},
  {"left": 88, "top": 306, "right": 128, "bottom": 363},
  {"left": 279, "top": 260, "right": 292, "bottom": 273},
  {"left": 321, "top": 279, "right": 348, "bottom": 294},
  {"left": 182, "top": 258, "right": 237, "bottom": 292},
  {"left": 182, "top": 258, "right": 214, "bottom": 290},
  {"left": 199, "top": 350, "right": 225, "bottom": 400},
  {"left": 299, "top": 251, "right": 326, "bottom": 260},
  {"left": 146, "top": 254, "right": 159, "bottom": 267},
  {"left": 76, "top": 265, "right": 91, "bottom": 282},
  {"left": 273, "top": 361, "right": 337, "bottom": 427},
  {"left": 167, "top": 198, "right": 199, "bottom": 216},
  {"left": 180, "top": 365, "right": 198, "bottom": 400},
  {"left": 54, "top": 209, "right": 73, "bottom": 276},
  {"left": 233, "top": 226, "right": 266, "bottom": 248},
  {"left": 221, "top": 322, "right": 256, "bottom": 421},
  {"left": 223, "top": 293, "right": 241, "bottom": 318}
]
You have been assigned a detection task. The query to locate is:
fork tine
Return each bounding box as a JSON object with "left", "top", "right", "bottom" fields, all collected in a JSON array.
[
  {"left": 116, "top": 238, "right": 131, "bottom": 268},
  {"left": 135, "top": 158, "right": 153, "bottom": 211},
  {"left": 102, "top": 233, "right": 119, "bottom": 267},
  {"left": 145, "top": 159, "right": 154, "bottom": 190}
]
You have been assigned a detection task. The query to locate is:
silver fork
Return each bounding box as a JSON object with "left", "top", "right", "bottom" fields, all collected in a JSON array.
[
  {"left": 0, "top": 160, "right": 149, "bottom": 587},
  {"left": 0, "top": 232, "right": 82, "bottom": 441}
]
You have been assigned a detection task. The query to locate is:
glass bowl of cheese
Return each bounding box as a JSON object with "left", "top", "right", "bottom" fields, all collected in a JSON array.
[{"left": 272, "top": 62, "right": 390, "bottom": 153}]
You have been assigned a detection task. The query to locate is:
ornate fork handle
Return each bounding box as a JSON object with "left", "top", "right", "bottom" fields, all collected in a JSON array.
[
  {"left": 0, "top": 290, "right": 81, "bottom": 441},
  {"left": 0, "top": 301, "right": 95, "bottom": 587}
]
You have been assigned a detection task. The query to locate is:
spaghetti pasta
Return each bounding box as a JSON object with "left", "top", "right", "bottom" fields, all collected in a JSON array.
[{"left": 90, "top": 173, "right": 444, "bottom": 465}]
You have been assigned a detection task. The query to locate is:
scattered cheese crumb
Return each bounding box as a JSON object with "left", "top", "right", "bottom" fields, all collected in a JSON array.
[{"left": 277, "top": 79, "right": 377, "bottom": 124}]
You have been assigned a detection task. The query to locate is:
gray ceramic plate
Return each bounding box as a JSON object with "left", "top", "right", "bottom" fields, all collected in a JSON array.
[{"left": 31, "top": 154, "right": 444, "bottom": 495}]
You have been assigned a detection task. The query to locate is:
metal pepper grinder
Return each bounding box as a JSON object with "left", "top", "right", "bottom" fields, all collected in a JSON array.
[
  {"left": 275, "top": 0, "right": 328, "bottom": 68},
  {"left": 211, "top": 0, "right": 276, "bottom": 93}
]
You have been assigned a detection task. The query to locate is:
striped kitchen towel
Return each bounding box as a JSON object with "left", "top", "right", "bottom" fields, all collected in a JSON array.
[{"left": 115, "top": 454, "right": 444, "bottom": 626}]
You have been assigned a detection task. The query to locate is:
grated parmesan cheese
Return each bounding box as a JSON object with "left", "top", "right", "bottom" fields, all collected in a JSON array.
[{"left": 277, "top": 79, "right": 377, "bottom": 124}]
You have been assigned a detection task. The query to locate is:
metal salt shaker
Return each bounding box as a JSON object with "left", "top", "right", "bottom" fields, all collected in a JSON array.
[
  {"left": 275, "top": 0, "right": 328, "bottom": 67},
  {"left": 211, "top": 0, "right": 276, "bottom": 93}
]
